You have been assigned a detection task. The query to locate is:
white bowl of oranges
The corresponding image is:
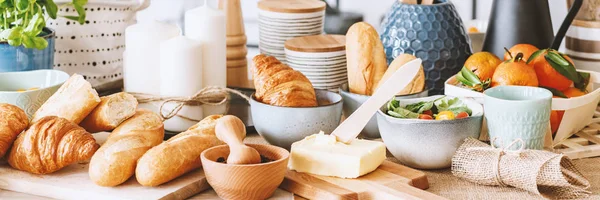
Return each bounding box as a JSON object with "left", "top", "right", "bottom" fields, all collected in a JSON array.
[{"left": 445, "top": 44, "right": 600, "bottom": 146}]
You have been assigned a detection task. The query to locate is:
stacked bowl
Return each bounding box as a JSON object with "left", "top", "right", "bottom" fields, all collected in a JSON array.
[
  {"left": 258, "top": 0, "right": 326, "bottom": 63},
  {"left": 284, "top": 35, "right": 347, "bottom": 92}
]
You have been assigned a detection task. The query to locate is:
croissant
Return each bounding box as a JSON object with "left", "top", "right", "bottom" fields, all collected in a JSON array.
[
  {"left": 8, "top": 116, "right": 99, "bottom": 174},
  {"left": 252, "top": 54, "right": 318, "bottom": 107},
  {"left": 0, "top": 104, "right": 29, "bottom": 158}
]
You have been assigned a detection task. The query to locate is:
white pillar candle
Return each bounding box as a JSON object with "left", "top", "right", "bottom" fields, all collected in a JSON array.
[
  {"left": 184, "top": 1, "right": 227, "bottom": 88},
  {"left": 185, "top": 0, "right": 227, "bottom": 117},
  {"left": 123, "top": 21, "right": 180, "bottom": 95},
  {"left": 159, "top": 36, "right": 204, "bottom": 132}
]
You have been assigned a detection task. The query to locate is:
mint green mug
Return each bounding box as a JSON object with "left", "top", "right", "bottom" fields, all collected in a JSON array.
[{"left": 483, "top": 86, "right": 552, "bottom": 150}]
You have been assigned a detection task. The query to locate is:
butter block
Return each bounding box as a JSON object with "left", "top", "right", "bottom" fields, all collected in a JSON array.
[{"left": 288, "top": 133, "right": 386, "bottom": 178}]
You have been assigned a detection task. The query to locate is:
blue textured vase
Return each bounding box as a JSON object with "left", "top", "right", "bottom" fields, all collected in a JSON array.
[
  {"left": 0, "top": 27, "right": 55, "bottom": 72},
  {"left": 380, "top": 0, "right": 472, "bottom": 95}
]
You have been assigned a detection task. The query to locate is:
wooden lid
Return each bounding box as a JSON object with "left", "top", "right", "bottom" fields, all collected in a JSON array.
[
  {"left": 258, "top": 0, "right": 326, "bottom": 13},
  {"left": 284, "top": 35, "right": 346, "bottom": 53}
]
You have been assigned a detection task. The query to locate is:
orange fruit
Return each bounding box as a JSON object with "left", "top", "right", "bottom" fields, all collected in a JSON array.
[
  {"left": 504, "top": 44, "right": 539, "bottom": 61},
  {"left": 562, "top": 87, "right": 586, "bottom": 98},
  {"left": 468, "top": 27, "right": 479, "bottom": 33},
  {"left": 491, "top": 54, "right": 538, "bottom": 87},
  {"left": 550, "top": 110, "right": 565, "bottom": 134},
  {"left": 463, "top": 52, "right": 502, "bottom": 82},
  {"left": 530, "top": 50, "right": 574, "bottom": 91}
]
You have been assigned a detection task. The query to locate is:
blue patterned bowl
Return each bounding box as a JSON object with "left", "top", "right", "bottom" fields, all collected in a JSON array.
[
  {"left": 0, "top": 27, "right": 55, "bottom": 72},
  {"left": 0, "top": 70, "right": 69, "bottom": 119},
  {"left": 377, "top": 95, "right": 483, "bottom": 169},
  {"left": 380, "top": 0, "right": 472, "bottom": 95}
]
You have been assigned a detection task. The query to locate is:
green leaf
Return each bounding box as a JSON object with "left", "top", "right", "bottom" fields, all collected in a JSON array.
[
  {"left": 21, "top": 34, "right": 35, "bottom": 48},
  {"left": 545, "top": 52, "right": 580, "bottom": 83},
  {"left": 540, "top": 86, "right": 567, "bottom": 98},
  {"left": 15, "top": 0, "right": 29, "bottom": 11},
  {"left": 32, "top": 36, "right": 47, "bottom": 49},
  {"left": 41, "top": 0, "right": 57, "bottom": 19},
  {"left": 72, "top": 0, "right": 87, "bottom": 24},
  {"left": 576, "top": 72, "right": 591, "bottom": 92},
  {"left": 387, "top": 107, "right": 420, "bottom": 119},
  {"left": 387, "top": 98, "right": 400, "bottom": 111},
  {"left": 62, "top": 15, "right": 80, "bottom": 21},
  {"left": 23, "top": 14, "right": 44, "bottom": 36},
  {"left": 434, "top": 97, "right": 472, "bottom": 115},
  {"left": 461, "top": 67, "right": 482, "bottom": 84},
  {"left": 8, "top": 37, "right": 22, "bottom": 46},
  {"left": 527, "top": 49, "right": 546, "bottom": 64}
]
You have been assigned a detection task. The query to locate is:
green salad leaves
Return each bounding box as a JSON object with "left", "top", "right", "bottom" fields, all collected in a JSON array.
[
  {"left": 0, "top": 0, "right": 87, "bottom": 49},
  {"left": 386, "top": 96, "right": 472, "bottom": 119}
]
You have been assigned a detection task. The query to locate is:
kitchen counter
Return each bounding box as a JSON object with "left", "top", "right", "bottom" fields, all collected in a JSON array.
[{"left": 1, "top": 132, "right": 599, "bottom": 200}]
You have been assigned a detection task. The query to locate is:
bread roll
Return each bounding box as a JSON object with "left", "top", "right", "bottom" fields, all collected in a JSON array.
[
  {"left": 346, "top": 22, "right": 387, "bottom": 96},
  {"left": 80, "top": 92, "right": 138, "bottom": 133},
  {"left": 136, "top": 115, "right": 224, "bottom": 186},
  {"left": 32, "top": 74, "right": 101, "bottom": 124},
  {"left": 8, "top": 116, "right": 99, "bottom": 174},
  {"left": 0, "top": 104, "right": 29, "bottom": 158},
  {"left": 89, "top": 109, "right": 164, "bottom": 186},
  {"left": 252, "top": 55, "right": 317, "bottom": 107},
  {"left": 375, "top": 54, "right": 426, "bottom": 95}
]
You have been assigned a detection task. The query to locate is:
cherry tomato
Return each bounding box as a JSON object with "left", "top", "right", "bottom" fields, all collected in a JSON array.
[
  {"left": 436, "top": 111, "right": 455, "bottom": 120},
  {"left": 422, "top": 110, "right": 433, "bottom": 116},
  {"left": 418, "top": 114, "right": 433, "bottom": 120},
  {"left": 456, "top": 112, "right": 469, "bottom": 119}
]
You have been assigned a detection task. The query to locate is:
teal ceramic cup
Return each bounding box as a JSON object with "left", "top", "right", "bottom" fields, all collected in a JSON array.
[{"left": 483, "top": 86, "right": 552, "bottom": 150}]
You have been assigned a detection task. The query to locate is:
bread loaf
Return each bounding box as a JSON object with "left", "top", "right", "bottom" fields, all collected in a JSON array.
[
  {"left": 346, "top": 22, "right": 387, "bottom": 96},
  {"left": 89, "top": 109, "right": 164, "bottom": 186},
  {"left": 8, "top": 116, "right": 99, "bottom": 174},
  {"left": 252, "top": 54, "right": 318, "bottom": 107},
  {"left": 32, "top": 74, "right": 101, "bottom": 124},
  {"left": 80, "top": 92, "right": 138, "bottom": 133},
  {"left": 375, "top": 54, "right": 426, "bottom": 95},
  {"left": 135, "top": 115, "right": 224, "bottom": 186},
  {"left": 0, "top": 104, "right": 29, "bottom": 158}
]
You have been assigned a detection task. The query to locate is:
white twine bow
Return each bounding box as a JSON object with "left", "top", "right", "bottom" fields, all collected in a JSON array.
[{"left": 466, "top": 137, "right": 525, "bottom": 187}]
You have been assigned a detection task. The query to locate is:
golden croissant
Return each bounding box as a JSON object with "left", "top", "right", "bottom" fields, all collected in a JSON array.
[
  {"left": 252, "top": 54, "right": 318, "bottom": 107},
  {"left": 8, "top": 116, "right": 99, "bottom": 174},
  {"left": 0, "top": 103, "right": 29, "bottom": 158}
]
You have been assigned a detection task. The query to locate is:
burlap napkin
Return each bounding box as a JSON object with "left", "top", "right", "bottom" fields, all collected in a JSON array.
[{"left": 452, "top": 137, "right": 591, "bottom": 199}]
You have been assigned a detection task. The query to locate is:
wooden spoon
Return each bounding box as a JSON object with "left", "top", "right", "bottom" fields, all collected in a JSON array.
[{"left": 215, "top": 115, "right": 261, "bottom": 164}]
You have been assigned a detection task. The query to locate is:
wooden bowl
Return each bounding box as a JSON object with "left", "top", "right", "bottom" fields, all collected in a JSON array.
[{"left": 200, "top": 144, "right": 289, "bottom": 200}]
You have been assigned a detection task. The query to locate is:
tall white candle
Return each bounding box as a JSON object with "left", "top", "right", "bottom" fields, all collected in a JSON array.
[
  {"left": 185, "top": 0, "right": 227, "bottom": 117},
  {"left": 159, "top": 36, "right": 204, "bottom": 132},
  {"left": 123, "top": 21, "right": 180, "bottom": 95},
  {"left": 184, "top": 1, "right": 227, "bottom": 88}
]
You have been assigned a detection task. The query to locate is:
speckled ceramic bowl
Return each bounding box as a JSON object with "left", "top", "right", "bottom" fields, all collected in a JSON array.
[
  {"left": 339, "top": 84, "right": 428, "bottom": 139},
  {"left": 250, "top": 90, "right": 343, "bottom": 150},
  {"left": 376, "top": 95, "right": 483, "bottom": 169},
  {"left": 0, "top": 70, "right": 69, "bottom": 118}
]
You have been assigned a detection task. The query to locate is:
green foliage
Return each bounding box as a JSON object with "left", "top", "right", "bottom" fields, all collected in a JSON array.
[{"left": 0, "top": 0, "right": 87, "bottom": 49}]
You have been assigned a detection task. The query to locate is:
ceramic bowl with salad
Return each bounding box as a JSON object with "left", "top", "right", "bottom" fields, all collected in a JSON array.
[{"left": 376, "top": 95, "right": 483, "bottom": 169}]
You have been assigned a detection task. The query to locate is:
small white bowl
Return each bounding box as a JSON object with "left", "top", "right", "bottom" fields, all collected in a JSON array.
[{"left": 0, "top": 69, "right": 69, "bottom": 118}]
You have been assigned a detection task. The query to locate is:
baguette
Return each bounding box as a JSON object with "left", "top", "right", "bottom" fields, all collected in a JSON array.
[
  {"left": 32, "top": 74, "right": 101, "bottom": 124},
  {"left": 375, "top": 54, "right": 426, "bottom": 95},
  {"left": 80, "top": 92, "right": 138, "bottom": 133},
  {"left": 346, "top": 22, "right": 387, "bottom": 96},
  {"left": 135, "top": 115, "right": 224, "bottom": 186},
  {"left": 0, "top": 104, "right": 29, "bottom": 158},
  {"left": 89, "top": 109, "right": 164, "bottom": 186}
]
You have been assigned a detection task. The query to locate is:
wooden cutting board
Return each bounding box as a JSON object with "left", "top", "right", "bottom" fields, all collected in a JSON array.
[
  {"left": 280, "top": 160, "right": 446, "bottom": 200},
  {"left": 0, "top": 162, "right": 209, "bottom": 200}
]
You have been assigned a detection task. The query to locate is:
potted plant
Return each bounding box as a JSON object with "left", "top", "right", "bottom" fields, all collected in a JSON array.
[{"left": 0, "top": 0, "right": 86, "bottom": 72}]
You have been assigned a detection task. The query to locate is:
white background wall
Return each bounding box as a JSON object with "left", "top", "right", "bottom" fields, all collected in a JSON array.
[{"left": 137, "top": 0, "right": 572, "bottom": 45}]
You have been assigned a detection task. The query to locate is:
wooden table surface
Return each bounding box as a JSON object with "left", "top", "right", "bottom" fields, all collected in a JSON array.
[{"left": 1, "top": 133, "right": 598, "bottom": 200}]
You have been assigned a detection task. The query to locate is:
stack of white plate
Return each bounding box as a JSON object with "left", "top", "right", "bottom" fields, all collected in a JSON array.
[
  {"left": 284, "top": 35, "right": 347, "bottom": 92},
  {"left": 257, "top": 0, "right": 326, "bottom": 63}
]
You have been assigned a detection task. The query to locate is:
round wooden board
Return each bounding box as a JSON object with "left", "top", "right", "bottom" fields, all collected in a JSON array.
[
  {"left": 284, "top": 34, "right": 346, "bottom": 53},
  {"left": 258, "top": 0, "right": 325, "bottom": 14}
]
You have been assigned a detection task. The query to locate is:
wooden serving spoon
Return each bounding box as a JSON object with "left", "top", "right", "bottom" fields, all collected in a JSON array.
[{"left": 215, "top": 115, "right": 261, "bottom": 164}]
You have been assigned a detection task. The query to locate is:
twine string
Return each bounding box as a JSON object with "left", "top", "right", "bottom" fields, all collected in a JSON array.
[
  {"left": 130, "top": 86, "right": 251, "bottom": 121},
  {"left": 467, "top": 137, "right": 525, "bottom": 187}
]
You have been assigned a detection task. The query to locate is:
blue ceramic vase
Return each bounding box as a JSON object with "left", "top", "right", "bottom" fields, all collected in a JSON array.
[
  {"left": 0, "top": 27, "right": 55, "bottom": 72},
  {"left": 380, "top": 0, "right": 472, "bottom": 95}
]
